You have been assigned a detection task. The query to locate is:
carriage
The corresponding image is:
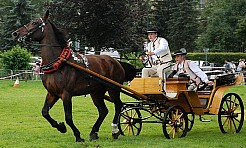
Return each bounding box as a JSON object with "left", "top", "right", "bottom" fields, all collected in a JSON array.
[
  {"left": 68, "top": 60, "right": 244, "bottom": 139},
  {"left": 117, "top": 72, "right": 244, "bottom": 139}
]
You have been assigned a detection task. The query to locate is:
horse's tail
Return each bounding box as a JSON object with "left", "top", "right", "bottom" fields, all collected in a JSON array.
[{"left": 118, "top": 61, "right": 137, "bottom": 82}]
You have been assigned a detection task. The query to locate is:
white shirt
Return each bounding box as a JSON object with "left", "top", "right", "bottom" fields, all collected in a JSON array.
[
  {"left": 176, "top": 61, "right": 209, "bottom": 83},
  {"left": 147, "top": 37, "right": 169, "bottom": 62}
]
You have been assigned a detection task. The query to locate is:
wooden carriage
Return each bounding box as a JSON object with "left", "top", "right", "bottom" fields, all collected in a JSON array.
[{"left": 65, "top": 60, "right": 244, "bottom": 139}]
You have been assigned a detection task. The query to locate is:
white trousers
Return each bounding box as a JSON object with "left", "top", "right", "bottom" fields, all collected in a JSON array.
[{"left": 141, "top": 63, "right": 172, "bottom": 79}]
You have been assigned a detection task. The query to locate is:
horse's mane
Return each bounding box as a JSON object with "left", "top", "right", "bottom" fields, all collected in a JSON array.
[{"left": 49, "top": 20, "right": 67, "bottom": 47}]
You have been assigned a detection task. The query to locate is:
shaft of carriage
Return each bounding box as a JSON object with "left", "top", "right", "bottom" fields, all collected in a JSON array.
[{"left": 65, "top": 60, "right": 148, "bottom": 100}]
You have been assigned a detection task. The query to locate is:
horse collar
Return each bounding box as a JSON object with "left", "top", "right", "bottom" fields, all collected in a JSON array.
[{"left": 41, "top": 46, "right": 71, "bottom": 74}]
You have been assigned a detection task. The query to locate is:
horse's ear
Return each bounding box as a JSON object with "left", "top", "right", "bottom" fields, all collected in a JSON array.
[{"left": 43, "top": 10, "right": 50, "bottom": 21}]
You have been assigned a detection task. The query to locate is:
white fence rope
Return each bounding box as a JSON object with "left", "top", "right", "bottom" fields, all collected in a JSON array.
[{"left": 0, "top": 69, "right": 43, "bottom": 80}]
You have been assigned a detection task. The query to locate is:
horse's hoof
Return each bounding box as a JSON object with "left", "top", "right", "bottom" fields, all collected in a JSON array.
[
  {"left": 76, "top": 137, "right": 85, "bottom": 142},
  {"left": 90, "top": 133, "right": 99, "bottom": 141},
  {"left": 112, "top": 131, "right": 121, "bottom": 139},
  {"left": 57, "top": 122, "right": 67, "bottom": 133}
]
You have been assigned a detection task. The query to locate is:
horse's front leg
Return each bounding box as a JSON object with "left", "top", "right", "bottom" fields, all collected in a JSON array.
[
  {"left": 42, "top": 92, "right": 67, "bottom": 133},
  {"left": 62, "top": 94, "right": 84, "bottom": 142}
]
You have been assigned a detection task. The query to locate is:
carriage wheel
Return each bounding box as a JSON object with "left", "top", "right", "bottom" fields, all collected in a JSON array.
[
  {"left": 187, "top": 113, "right": 195, "bottom": 131},
  {"left": 118, "top": 107, "right": 142, "bottom": 136},
  {"left": 218, "top": 93, "right": 244, "bottom": 134},
  {"left": 162, "top": 105, "right": 188, "bottom": 139}
]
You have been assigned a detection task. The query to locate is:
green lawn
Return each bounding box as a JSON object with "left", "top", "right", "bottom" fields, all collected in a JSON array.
[{"left": 0, "top": 80, "right": 245, "bottom": 148}]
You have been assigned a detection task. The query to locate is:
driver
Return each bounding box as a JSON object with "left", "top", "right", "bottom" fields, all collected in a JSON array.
[{"left": 141, "top": 28, "right": 172, "bottom": 79}]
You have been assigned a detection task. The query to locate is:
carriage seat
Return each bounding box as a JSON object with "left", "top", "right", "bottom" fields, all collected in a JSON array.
[{"left": 128, "top": 77, "right": 188, "bottom": 95}]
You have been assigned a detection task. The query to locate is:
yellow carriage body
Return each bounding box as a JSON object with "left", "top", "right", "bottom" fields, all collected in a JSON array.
[
  {"left": 128, "top": 74, "right": 243, "bottom": 115},
  {"left": 128, "top": 77, "right": 204, "bottom": 115}
]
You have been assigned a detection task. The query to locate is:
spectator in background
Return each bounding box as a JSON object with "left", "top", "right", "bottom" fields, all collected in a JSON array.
[
  {"left": 224, "top": 60, "right": 233, "bottom": 73},
  {"left": 236, "top": 59, "right": 245, "bottom": 72},
  {"left": 32, "top": 63, "right": 40, "bottom": 80}
]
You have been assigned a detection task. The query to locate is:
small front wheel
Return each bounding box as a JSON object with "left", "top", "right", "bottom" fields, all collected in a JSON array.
[
  {"left": 118, "top": 107, "right": 142, "bottom": 136},
  {"left": 218, "top": 93, "right": 244, "bottom": 133},
  {"left": 162, "top": 105, "right": 188, "bottom": 139}
]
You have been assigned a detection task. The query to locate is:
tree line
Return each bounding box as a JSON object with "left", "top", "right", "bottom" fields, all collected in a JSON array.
[{"left": 0, "top": 0, "right": 246, "bottom": 55}]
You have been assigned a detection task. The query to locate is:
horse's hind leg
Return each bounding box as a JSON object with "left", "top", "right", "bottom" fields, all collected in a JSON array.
[
  {"left": 89, "top": 93, "right": 109, "bottom": 141},
  {"left": 62, "top": 93, "right": 84, "bottom": 142},
  {"left": 42, "top": 92, "right": 67, "bottom": 133},
  {"left": 108, "top": 89, "right": 123, "bottom": 139}
]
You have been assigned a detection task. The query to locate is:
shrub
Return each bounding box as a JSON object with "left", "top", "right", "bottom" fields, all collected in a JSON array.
[
  {"left": 1, "top": 45, "right": 32, "bottom": 70},
  {"left": 187, "top": 52, "right": 246, "bottom": 66}
]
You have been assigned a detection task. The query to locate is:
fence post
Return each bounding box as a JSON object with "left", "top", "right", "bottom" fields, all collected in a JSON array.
[{"left": 11, "top": 70, "right": 13, "bottom": 80}]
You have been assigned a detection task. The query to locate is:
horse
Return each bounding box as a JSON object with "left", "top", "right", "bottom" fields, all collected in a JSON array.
[{"left": 12, "top": 10, "right": 136, "bottom": 142}]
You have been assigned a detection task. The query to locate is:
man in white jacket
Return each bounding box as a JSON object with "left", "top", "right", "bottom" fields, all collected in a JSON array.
[
  {"left": 171, "top": 48, "right": 213, "bottom": 91},
  {"left": 141, "top": 28, "right": 172, "bottom": 79}
]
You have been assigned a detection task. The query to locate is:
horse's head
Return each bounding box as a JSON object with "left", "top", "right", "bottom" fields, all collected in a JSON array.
[{"left": 12, "top": 10, "right": 50, "bottom": 42}]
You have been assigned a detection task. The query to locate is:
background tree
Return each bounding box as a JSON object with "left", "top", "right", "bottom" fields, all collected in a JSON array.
[
  {"left": 197, "top": 0, "right": 246, "bottom": 52},
  {"left": 152, "top": 0, "right": 199, "bottom": 52},
  {"left": 46, "top": 0, "right": 149, "bottom": 54}
]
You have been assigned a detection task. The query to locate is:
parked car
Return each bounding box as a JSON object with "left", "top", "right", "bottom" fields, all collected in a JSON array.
[
  {"left": 193, "top": 61, "right": 212, "bottom": 71},
  {"left": 29, "top": 56, "right": 42, "bottom": 66}
]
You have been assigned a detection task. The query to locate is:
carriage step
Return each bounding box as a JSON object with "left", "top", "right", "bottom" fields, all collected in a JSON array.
[{"left": 199, "top": 116, "right": 211, "bottom": 122}]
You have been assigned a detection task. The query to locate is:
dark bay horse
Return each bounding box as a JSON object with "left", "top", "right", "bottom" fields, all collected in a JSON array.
[{"left": 12, "top": 10, "right": 135, "bottom": 142}]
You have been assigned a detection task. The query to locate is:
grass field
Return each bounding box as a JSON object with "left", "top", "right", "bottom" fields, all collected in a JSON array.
[{"left": 0, "top": 80, "right": 246, "bottom": 148}]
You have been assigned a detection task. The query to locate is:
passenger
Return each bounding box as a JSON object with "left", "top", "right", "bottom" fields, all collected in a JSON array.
[
  {"left": 141, "top": 28, "right": 172, "bottom": 79},
  {"left": 170, "top": 48, "right": 213, "bottom": 91}
]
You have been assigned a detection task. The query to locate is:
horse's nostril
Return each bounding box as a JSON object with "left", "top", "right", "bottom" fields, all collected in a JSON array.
[{"left": 12, "top": 31, "right": 19, "bottom": 37}]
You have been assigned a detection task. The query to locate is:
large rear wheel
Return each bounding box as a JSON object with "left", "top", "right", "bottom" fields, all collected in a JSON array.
[
  {"left": 218, "top": 93, "right": 244, "bottom": 133},
  {"left": 162, "top": 105, "right": 188, "bottom": 139},
  {"left": 118, "top": 107, "right": 142, "bottom": 136}
]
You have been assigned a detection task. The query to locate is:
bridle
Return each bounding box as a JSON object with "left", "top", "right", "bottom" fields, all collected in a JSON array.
[
  {"left": 13, "top": 17, "right": 88, "bottom": 73},
  {"left": 17, "top": 18, "right": 46, "bottom": 42}
]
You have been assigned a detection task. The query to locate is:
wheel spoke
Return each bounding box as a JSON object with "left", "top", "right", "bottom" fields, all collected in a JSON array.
[
  {"left": 130, "top": 125, "right": 135, "bottom": 135},
  {"left": 176, "top": 113, "right": 183, "bottom": 121},
  {"left": 168, "top": 126, "right": 175, "bottom": 135},
  {"left": 132, "top": 124, "right": 140, "bottom": 130},
  {"left": 233, "top": 116, "right": 241, "bottom": 123},
  {"left": 231, "top": 102, "right": 240, "bottom": 112},
  {"left": 172, "top": 128, "right": 176, "bottom": 138},
  {"left": 132, "top": 111, "right": 137, "bottom": 118},
  {"left": 122, "top": 124, "right": 129, "bottom": 133},
  {"left": 222, "top": 117, "right": 229, "bottom": 126},
  {"left": 225, "top": 99, "right": 230, "bottom": 110},
  {"left": 232, "top": 117, "right": 239, "bottom": 132},
  {"left": 127, "top": 124, "right": 131, "bottom": 135},
  {"left": 229, "top": 118, "right": 232, "bottom": 133},
  {"left": 221, "top": 106, "right": 228, "bottom": 113}
]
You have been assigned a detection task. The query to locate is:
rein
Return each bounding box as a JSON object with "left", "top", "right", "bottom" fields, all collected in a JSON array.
[{"left": 41, "top": 46, "right": 71, "bottom": 74}]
